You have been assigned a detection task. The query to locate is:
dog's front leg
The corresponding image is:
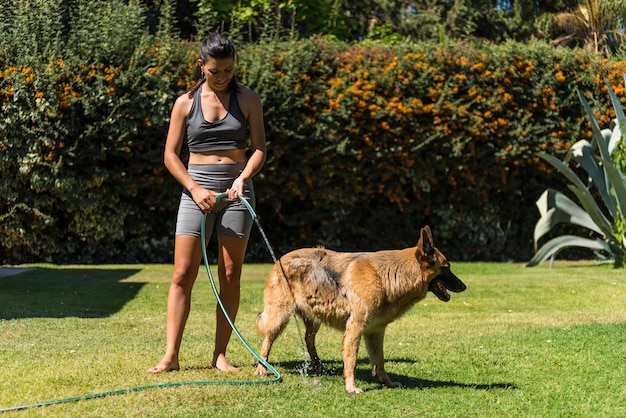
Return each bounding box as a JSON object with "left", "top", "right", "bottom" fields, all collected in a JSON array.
[
  {"left": 364, "top": 329, "right": 403, "bottom": 389},
  {"left": 342, "top": 318, "right": 364, "bottom": 394},
  {"left": 254, "top": 311, "right": 281, "bottom": 377},
  {"left": 254, "top": 335, "right": 273, "bottom": 377}
]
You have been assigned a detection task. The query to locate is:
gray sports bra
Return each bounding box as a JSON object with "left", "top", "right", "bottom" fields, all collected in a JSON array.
[{"left": 186, "top": 86, "right": 248, "bottom": 152}]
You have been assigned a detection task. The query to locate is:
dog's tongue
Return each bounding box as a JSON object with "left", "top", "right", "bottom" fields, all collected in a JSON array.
[{"left": 431, "top": 280, "right": 451, "bottom": 302}]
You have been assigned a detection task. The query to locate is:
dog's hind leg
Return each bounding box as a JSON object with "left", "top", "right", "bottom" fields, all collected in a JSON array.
[
  {"left": 254, "top": 271, "right": 294, "bottom": 377},
  {"left": 364, "top": 329, "right": 403, "bottom": 389},
  {"left": 254, "top": 308, "right": 291, "bottom": 376},
  {"left": 302, "top": 317, "right": 327, "bottom": 374}
]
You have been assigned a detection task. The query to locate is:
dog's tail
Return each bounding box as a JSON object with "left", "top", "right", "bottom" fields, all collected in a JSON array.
[
  {"left": 275, "top": 257, "right": 297, "bottom": 304},
  {"left": 255, "top": 261, "right": 295, "bottom": 336},
  {"left": 255, "top": 310, "right": 267, "bottom": 335}
]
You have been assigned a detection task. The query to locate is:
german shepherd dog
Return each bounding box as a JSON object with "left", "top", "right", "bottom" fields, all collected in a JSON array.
[{"left": 254, "top": 226, "right": 466, "bottom": 394}]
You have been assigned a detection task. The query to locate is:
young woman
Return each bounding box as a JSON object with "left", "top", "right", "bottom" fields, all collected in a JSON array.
[{"left": 149, "top": 32, "right": 266, "bottom": 373}]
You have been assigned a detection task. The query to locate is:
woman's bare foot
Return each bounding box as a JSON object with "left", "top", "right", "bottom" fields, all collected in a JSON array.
[
  {"left": 213, "top": 354, "right": 238, "bottom": 372},
  {"left": 148, "top": 358, "right": 180, "bottom": 373}
]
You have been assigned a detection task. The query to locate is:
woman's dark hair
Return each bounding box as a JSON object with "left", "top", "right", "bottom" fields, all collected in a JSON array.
[{"left": 187, "top": 32, "right": 239, "bottom": 98}]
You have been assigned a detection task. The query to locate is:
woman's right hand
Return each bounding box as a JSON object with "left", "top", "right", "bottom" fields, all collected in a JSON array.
[{"left": 191, "top": 187, "right": 218, "bottom": 213}]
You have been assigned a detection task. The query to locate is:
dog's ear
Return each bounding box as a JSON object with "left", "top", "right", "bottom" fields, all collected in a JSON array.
[{"left": 417, "top": 225, "right": 434, "bottom": 257}]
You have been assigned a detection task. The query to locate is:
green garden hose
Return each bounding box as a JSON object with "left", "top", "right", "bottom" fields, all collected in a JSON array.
[{"left": 0, "top": 192, "right": 281, "bottom": 413}]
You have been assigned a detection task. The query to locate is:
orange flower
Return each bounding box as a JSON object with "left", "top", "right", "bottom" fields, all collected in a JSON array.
[
  {"left": 470, "top": 62, "right": 485, "bottom": 72},
  {"left": 554, "top": 70, "right": 566, "bottom": 83}
]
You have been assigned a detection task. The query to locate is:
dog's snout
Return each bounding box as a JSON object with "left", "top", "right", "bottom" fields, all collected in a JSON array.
[{"left": 444, "top": 271, "right": 466, "bottom": 292}]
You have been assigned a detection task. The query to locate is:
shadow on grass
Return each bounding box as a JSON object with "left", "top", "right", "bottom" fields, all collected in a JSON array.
[
  {"left": 272, "top": 358, "right": 517, "bottom": 391},
  {"left": 0, "top": 267, "right": 144, "bottom": 319}
]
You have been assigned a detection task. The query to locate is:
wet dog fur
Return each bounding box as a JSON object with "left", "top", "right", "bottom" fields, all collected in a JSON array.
[{"left": 254, "top": 226, "right": 466, "bottom": 393}]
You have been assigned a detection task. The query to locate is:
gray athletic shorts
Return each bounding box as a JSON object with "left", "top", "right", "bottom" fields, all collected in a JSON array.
[{"left": 175, "top": 163, "right": 255, "bottom": 239}]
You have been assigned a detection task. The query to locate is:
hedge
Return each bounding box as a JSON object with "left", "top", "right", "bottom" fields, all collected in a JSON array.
[
  {"left": 242, "top": 38, "right": 622, "bottom": 261},
  {"left": 1, "top": 36, "right": 624, "bottom": 264}
]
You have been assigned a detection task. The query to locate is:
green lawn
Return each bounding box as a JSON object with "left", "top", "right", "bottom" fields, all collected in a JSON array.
[{"left": 1, "top": 262, "right": 625, "bottom": 417}]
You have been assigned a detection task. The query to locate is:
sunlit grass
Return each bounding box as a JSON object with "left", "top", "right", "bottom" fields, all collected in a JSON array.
[{"left": 0, "top": 262, "right": 625, "bottom": 417}]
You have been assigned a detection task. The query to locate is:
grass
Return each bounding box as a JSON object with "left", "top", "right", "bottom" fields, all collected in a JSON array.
[{"left": 1, "top": 261, "right": 625, "bottom": 417}]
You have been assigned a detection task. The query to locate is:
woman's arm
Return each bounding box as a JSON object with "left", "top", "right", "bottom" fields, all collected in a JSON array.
[
  {"left": 228, "top": 87, "right": 267, "bottom": 198},
  {"left": 164, "top": 94, "right": 217, "bottom": 211}
]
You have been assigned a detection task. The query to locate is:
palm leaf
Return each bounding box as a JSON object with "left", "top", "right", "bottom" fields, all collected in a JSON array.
[
  {"left": 605, "top": 82, "right": 625, "bottom": 153},
  {"left": 605, "top": 78, "right": 626, "bottom": 133},
  {"left": 599, "top": 157, "right": 626, "bottom": 216},
  {"left": 607, "top": 122, "right": 622, "bottom": 154},
  {"left": 539, "top": 153, "right": 589, "bottom": 191},
  {"left": 533, "top": 189, "right": 602, "bottom": 249},
  {"left": 576, "top": 88, "right": 612, "bottom": 162},
  {"left": 567, "top": 185, "right": 614, "bottom": 239},
  {"left": 566, "top": 140, "right": 616, "bottom": 218},
  {"left": 527, "top": 235, "right": 612, "bottom": 267}
]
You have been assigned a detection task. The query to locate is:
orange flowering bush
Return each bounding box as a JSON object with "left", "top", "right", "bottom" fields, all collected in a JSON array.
[
  {"left": 0, "top": 39, "right": 195, "bottom": 263},
  {"left": 2, "top": 32, "right": 624, "bottom": 263},
  {"left": 239, "top": 38, "right": 617, "bottom": 261}
]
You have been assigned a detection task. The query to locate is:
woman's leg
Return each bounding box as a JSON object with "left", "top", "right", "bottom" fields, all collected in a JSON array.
[
  {"left": 148, "top": 234, "right": 202, "bottom": 373},
  {"left": 212, "top": 234, "right": 248, "bottom": 371}
]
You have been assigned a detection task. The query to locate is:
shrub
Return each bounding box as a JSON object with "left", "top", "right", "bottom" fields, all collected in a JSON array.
[
  {"left": 0, "top": 0, "right": 192, "bottom": 263},
  {"left": 239, "top": 38, "right": 606, "bottom": 260},
  {"left": 528, "top": 77, "right": 626, "bottom": 267},
  {"left": 3, "top": 22, "right": 626, "bottom": 263}
]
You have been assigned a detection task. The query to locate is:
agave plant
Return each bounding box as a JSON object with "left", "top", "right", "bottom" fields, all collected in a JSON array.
[{"left": 528, "top": 76, "right": 626, "bottom": 267}]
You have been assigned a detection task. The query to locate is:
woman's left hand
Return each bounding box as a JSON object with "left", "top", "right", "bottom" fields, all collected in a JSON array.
[{"left": 226, "top": 177, "right": 245, "bottom": 200}]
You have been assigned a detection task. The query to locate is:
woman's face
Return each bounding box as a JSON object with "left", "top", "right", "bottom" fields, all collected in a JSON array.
[{"left": 199, "top": 56, "right": 235, "bottom": 92}]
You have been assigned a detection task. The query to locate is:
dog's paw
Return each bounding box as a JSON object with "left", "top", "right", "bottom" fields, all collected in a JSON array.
[
  {"left": 345, "top": 387, "right": 364, "bottom": 395},
  {"left": 254, "top": 365, "right": 268, "bottom": 377},
  {"left": 387, "top": 381, "right": 404, "bottom": 389},
  {"left": 310, "top": 360, "right": 328, "bottom": 375}
]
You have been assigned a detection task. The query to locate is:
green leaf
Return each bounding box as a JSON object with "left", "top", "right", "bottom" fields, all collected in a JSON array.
[
  {"left": 567, "top": 185, "right": 614, "bottom": 239},
  {"left": 605, "top": 78, "right": 626, "bottom": 135},
  {"left": 576, "top": 88, "right": 612, "bottom": 163},
  {"left": 605, "top": 78, "right": 625, "bottom": 152},
  {"left": 566, "top": 140, "right": 616, "bottom": 218},
  {"left": 527, "top": 235, "right": 612, "bottom": 267},
  {"left": 539, "top": 153, "right": 588, "bottom": 191},
  {"left": 599, "top": 157, "right": 626, "bottom": 218},
  {"left": 534, "top": 189, "right": 602, "bottom": 249},
  {"left": 607, "top": 122, "right": 623, "bottom": 155}
]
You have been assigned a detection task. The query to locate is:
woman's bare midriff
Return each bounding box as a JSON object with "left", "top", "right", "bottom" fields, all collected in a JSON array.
[{"left": 188, "top": 149, "right": 247, "bottom": 164}]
